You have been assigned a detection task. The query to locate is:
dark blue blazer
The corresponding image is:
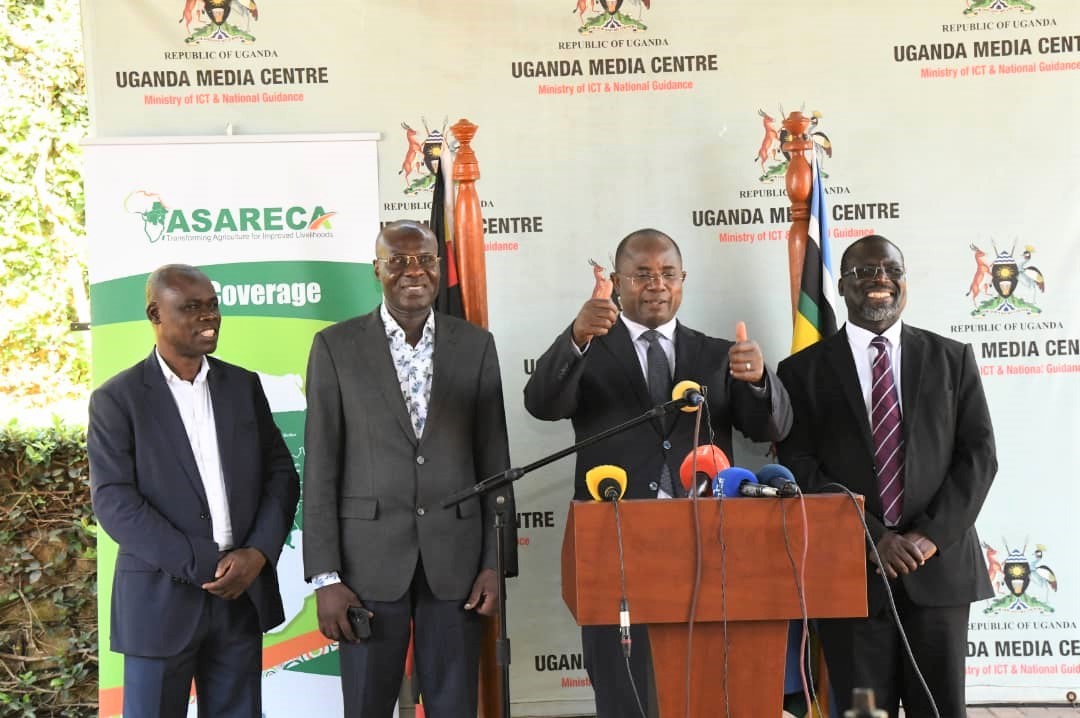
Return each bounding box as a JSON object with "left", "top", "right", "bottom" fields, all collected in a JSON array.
[{"left": 89, "top": 350, "right": 300, "bottom": 658}]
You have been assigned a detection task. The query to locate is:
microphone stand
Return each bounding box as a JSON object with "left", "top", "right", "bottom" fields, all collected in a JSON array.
[{"left": 440, "top": 394, "right": 699, "bottom": 718}]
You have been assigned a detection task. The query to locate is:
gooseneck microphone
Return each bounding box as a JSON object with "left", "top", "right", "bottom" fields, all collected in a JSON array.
[
  {"left": 678, "top": 444, "right": 731, "bottom": 496},
  {"left": 671, "top": 379, "right": 706, "bottom": 412},
  {"left": 714, "top": 467, "right": 781, "bottom": 498},
  {"left": 584, "top": 465, "right": 633, "bottom": 658},
  {"left": 756, "top": 463, "right": 800, "bottom": 498}
]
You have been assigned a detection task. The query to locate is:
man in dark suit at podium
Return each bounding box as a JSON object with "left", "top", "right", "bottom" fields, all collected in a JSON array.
[
  {"left": 88, "top": 264, "right": 300, "bottom": 718},
  {"left": 778, "top": 235, "right": 996, "bottom": 717},
  {"left": 524, "top": 228, "right": 792, "bottom": 717}
]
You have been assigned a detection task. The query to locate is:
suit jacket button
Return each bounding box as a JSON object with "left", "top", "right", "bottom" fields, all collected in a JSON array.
[
  {"left": 648, "top": 481, "right": 659, "bottom": 491},
  {"left": 200, "top": 512, "right": 210, "bottom": 520},
  {"left": 662, "top": 440, "right": 671, "bottom": 450},
  {"left": 416, "top": 455, "right": 426, "bottom": 465},
  {"left": 416, "top": 507, "right": 426, "bottom": 516}
]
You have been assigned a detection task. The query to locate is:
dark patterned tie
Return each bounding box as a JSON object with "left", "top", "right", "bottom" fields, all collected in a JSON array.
[
  {"left": 642, "top": 330, "right": 679, "bottom": 497},
  {"left": 871, "top": 336, "right": 904, "bottom": 525}
]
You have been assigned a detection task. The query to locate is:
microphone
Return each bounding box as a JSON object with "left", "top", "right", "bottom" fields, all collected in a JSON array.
[
  {"left": 671, "top": 380, "right": 705, "bottom": 413},
  {"left": 714, "top": 467, "right": 781, "bottom": 498},
  {"left": 678, "top": 444, "right": 731, "bottom": 496},
  {"left": 585, "top": 464, "right": 628, "bottom": 502},
  {"left": 756, "top": 463, "right": 800, "bottom": 498},
  {"left": 586, "top": 465, "right": 633, "bottom": 657}
]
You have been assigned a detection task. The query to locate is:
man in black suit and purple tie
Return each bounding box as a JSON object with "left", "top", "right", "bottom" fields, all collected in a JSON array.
[{"left": 777, "top": 235, "right": 997, "bottom": 717}]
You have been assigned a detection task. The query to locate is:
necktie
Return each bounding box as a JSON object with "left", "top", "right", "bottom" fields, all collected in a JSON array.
[
  {"left": 642, "top": 330, "right": 679, "bottom": 497},
  {"left": 870, "top": 336, "right": 904, "bottom": 525}
]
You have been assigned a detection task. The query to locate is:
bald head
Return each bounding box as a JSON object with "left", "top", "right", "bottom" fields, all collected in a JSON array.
[
  {"left": 614, "top": 229, "right": 681, "bottom": 273},
  {"left": 146, "top": 264, "right": 212, "bottom": 306},
  {"left": 375, "top": 220, "right": 437, "bottom": 259}
]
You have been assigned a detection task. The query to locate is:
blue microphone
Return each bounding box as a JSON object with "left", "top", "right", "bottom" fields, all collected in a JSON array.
[
  {"left": 713, "top": 467, "right": 780, "bottom": 498},
  {"left": 755, "top": 464, "right": 800, "bottom": 498}
]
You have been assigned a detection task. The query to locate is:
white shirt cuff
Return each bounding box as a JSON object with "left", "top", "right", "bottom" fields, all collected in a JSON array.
[{"left": 311, "top": 571, "right": 341, "bottom": 589}]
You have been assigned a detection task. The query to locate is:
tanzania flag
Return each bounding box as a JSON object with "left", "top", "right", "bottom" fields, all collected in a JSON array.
[
  {"left": 790, "top": 153, "right": 838, "bottom": 354},
  {"left": 431, "top": 158, "right": 464, "bottom": 318}
]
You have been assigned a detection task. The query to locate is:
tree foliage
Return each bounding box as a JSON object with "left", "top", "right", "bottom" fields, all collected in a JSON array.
[{"left": 0, "top": 0, "right": 90, "bottom": 414}]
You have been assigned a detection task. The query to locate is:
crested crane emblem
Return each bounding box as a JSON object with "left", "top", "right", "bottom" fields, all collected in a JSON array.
[
  {"left": 755, "top": 106, "right": 833, "bottom": 184},
  {"left": 399, "top": 117, "right": 457, "bottom": 196},
  {"left": 573, "top": 0, "right": 650, "bottom": 34},
  {"left": 181, "top": 0, "right": 259, "bottom": 44},
  {"left": 964, "top": 0, "right": 1036, "bottom": 16},
  {"left": 968, "top": 241, "right": 1045, "bottom": 316},
  {"left": 983, "top": 539, "right": 1058, "bottom": 614}
]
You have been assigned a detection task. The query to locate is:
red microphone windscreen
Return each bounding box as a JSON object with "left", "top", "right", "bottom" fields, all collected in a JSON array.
[{"left": 678, "top": 444, "right": 731, "bottom": 493}]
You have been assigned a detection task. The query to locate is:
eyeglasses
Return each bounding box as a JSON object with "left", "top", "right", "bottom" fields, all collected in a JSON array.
[
  {"left": 619, "top": 271, "right": 685, "bottom": 288},
  {"left": 840, "top": 264, "right": 905, "bottom": 281},
  {"left": 376, "top": 253, "right": 439, "bottom": 272}
]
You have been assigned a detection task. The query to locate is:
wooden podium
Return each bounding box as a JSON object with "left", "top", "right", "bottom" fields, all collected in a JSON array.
[{"left": 562, "top": 495, "right": 868, "bottom": 717}]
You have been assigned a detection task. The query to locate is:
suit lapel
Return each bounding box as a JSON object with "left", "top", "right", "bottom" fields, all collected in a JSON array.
[
  {"left": 359, "top": 311, "right": 418, "bottom": 445},
  {"left": 141, "top": 352, "right": 209, "bottom": 507},
  {"left": 899, "top": 325, "right": 925, "bottom": 445},
  {"left": 826, "top": 328, "right": 875, "bottom": 455},
  {"left": 207, "top": 360, "right": 236, "bottom": 508},
  {"left": 672, "top": 322, "right": 701, "bottom": 388},
  {"left": 599, "top": 320, "right": 653, "bottom": 410},
  {"left": 423, "top": 313, "right": 458, "bottom": 445}
]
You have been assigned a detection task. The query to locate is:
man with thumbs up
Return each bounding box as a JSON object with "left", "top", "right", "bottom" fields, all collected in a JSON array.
[{"left": 524, "top": 228, "right": 792, "bottom": 717}]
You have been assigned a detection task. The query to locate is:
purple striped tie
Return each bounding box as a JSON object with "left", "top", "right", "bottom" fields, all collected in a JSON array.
[{"left": 871, "top": 336, "right": 904, "bottom": 525}]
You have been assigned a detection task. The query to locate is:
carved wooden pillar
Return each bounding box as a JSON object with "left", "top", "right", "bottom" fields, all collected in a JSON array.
[
  {"left": 782, "top": 111, "right": 814, "bottom": 327},
  {"left": 451, "top": 119, "right": 489, "bottom": 330},
  {"left": 449, "top": 118, "right": 501, "bottom": 718}
]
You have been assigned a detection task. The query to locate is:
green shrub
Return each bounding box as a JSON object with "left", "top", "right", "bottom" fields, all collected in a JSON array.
[{"left": 0, "top": 419, "right": 96, "bottom": 717}]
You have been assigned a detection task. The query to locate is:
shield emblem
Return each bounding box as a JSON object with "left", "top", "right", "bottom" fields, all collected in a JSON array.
[
  {"left": 992, "top": 259, "right": 1019, "bottom": 298},
  {"left": 205, "top": 0, "right": 231, "bottom": 26},
  {"left": 1003, "top": 557, "right": 1030, "bottom": 597},
  {"left": 602, "top": 0, "right": 624, "bottom": 14},
  {"left": 422, "top": 132, "right": 444, "bottom": 175}
]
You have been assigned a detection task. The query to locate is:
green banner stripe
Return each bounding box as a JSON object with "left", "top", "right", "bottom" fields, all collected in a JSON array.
[{"left": 90, "top": 260, "right": 381, "bottom": 326}]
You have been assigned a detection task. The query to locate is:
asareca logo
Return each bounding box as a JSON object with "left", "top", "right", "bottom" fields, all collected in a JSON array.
[{"left": 124, "top": 190, "right": 337, "bottom": 243}]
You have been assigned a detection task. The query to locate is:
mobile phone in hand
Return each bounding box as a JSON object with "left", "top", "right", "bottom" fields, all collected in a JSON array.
[{"left": 347, "top": 606, "right": 372, "bottom": 640}]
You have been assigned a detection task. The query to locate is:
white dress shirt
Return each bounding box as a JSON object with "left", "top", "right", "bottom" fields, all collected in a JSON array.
[
  {"left": 156, "top": 349, "right": 233, "bottom": 550},
  {"left": 845, "top": 321, "right": 905, "bottom": 418}
]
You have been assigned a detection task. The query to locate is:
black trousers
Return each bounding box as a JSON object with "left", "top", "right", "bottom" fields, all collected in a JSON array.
[
  {"left": 122, "top": 594, "right": 261, "bottom": 718},
  {"left": 582, "top": 623, "right": 654, "bottom": 718},
  {"left": 338, "top": 560, "right": 482, "bottom": 718},
  {"left": 817, "top": 580, "right": 970, "bottom": 718}
]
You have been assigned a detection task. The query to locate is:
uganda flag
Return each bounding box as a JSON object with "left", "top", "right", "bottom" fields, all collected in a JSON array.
[
  {"left": 791, "top": 153, "right": 838, "bottom": 354},
  {"left": 431, "top": 156, "right": 464, "bottom": 318}
]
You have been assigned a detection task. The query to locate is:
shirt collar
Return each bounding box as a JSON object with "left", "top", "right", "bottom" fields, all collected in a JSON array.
[
  {"left": 620, "top": 314, "right": 678, "bottom": 344},
  {"left": 380, "top": 303, "right": 435, "bottom": 343},
  {"left": 155, "top": 348, "right": 210, "bottom": 385},
  {"left": 846, "top": 320, "right": 903, "bottom": 354}
]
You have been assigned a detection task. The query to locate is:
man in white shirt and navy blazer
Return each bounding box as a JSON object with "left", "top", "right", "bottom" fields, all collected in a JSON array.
[{"left": 88, "top": 264, "right": 300, "bottom": 718}]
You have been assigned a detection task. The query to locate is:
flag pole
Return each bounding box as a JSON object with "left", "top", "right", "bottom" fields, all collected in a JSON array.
[
  {"left": 783, "top": 111, "right": 832, "bottom": 718},
  {"left": 782, "top": 111, "right": 814, "bottom": 327}
]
